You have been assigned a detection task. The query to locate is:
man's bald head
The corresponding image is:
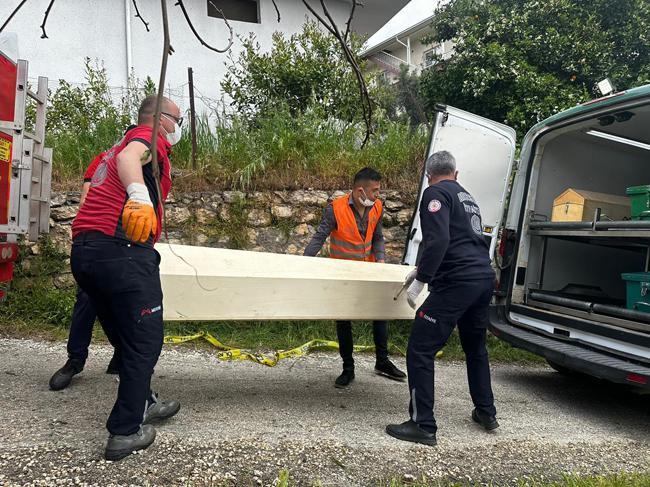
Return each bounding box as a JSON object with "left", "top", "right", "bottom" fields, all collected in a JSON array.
[{"left": 137, "top": 95, "right": 177, "bottom": 125}]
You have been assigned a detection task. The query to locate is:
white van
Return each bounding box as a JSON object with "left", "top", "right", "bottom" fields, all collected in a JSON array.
[{"left": 404, "top": 88, "right": 650, "bottom": 390}]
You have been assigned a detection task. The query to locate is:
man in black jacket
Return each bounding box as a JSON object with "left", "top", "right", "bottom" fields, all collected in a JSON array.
[{"left": 386, "top": 151, "right": 498, "bottom": 446}]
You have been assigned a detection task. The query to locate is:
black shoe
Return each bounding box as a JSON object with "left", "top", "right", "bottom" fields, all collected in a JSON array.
[
  {"left": 105, "top": 425, "right": 156, "bottom": 461},
  {"left": 106, "top": 352, "right": 120, "bottom": 375},
  {"left": 472, "top": 408, "right": 499, "bottom": 431},
  {"left": 143, "top": 394, "right": 181, "bottom": 424},
  {"left": 375, "top": 360, "right": 406, "bottom": 381},
  {"left": 49, "top": 359, "right": 84, "bottom": 391},
  {"left": 386, "top": 420, "right": 437, "bottom": 446},
  {"left": 334, "top": 369, "right": 355, "bottom": 389}
]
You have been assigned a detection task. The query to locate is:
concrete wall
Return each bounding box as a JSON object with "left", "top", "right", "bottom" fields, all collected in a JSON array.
[{"left": 0, "top": 0, "right": 356, "bottom": 114}]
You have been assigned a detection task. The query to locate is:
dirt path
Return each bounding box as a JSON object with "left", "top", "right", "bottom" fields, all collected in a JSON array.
[{"left": 0, "top": 338, "right": 648, "bottom": 486}]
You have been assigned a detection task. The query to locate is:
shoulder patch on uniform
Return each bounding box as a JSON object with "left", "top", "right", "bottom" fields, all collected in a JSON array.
[{"left": 428, "top": 199, "right": 442, "bottom": 213}]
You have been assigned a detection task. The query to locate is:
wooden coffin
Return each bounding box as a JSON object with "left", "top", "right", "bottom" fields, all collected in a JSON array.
[
  {"left": 156, "top": 244, "right": 426, "bottom": 321},
  {"left": 551, "top": 188, "right": 630, "bottom": 222}
]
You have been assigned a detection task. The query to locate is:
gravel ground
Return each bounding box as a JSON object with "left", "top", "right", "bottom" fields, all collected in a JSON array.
[{"left": 0, "top": 337, "right": 648, "bottom": 486}]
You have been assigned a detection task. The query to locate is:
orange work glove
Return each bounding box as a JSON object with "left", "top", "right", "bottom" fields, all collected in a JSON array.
[{"left": 122, "top": 199, "right": 158, "bottom": 243}]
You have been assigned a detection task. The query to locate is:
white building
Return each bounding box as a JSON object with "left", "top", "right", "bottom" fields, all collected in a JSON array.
[
  {"left": 0, "top": 0, "right": 407, "bottom": 114},
  {"left": 360, "top": 0, "right": 453, "bottom": 82}
]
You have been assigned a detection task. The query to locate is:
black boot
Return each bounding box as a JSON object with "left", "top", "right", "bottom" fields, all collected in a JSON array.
[
  {"left": 143, "top": 393, "right": 181, "bottom": 424},
  {"left": 375, "top": 360, "right": 406, "bottom": 381},
  {"left": 105, "top": 425, "right": 156, "bottom": 461},
  {"left": 472, "top": 408, "right": 499, "bottom": 431},
  {"left": 334, "top": 369, "right": 355, "bottom": 389},
  {"left": 386, "top": 420, "right": 437, "bottom": 446},
  {"left": 49, "top": 359, "right": 84, "bottom": 391}
]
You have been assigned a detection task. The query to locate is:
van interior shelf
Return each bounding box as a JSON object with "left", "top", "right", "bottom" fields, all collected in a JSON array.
[
  {"left": 529, "top": 220, "right": 650, "bottom": 231},
  {"left": 528, "top": 221, "right": 650, "bottom": 249},
  {"left": 527, "top": 290, "right": 650, "bottom": 334}
]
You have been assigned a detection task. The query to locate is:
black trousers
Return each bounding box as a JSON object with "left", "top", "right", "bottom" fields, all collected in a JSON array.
[
  {"left": 407, "top": 277, "right": 496, "bottom": 433},
  {"left": 71, "top": 233, "right": 164, "bottom": 436},
  {"left": 336, "top": 320, "right": 389, "bottom": 370},
  {"left": 66, "top": 288, "right": 97, "bottom": 364},
  {"left": 66, "top": 288, "right": 120, "bottom": 366}
]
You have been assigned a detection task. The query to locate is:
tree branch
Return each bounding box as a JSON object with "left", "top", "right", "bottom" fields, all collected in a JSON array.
[
  {"left": 150, "top": 0, "right": 171, "bottom": 225},
  {"left": 315, "top": 0, "right": 373, "bottom": 146},
  {"left": 39, "top": 0, "right": 56, "bottom": 39},
  {"left": 175, "top": 0, "right": 233, "bottom": 53},
  {"left": 301, "top": 0, "right": 337, "bottom": 37},
  {"left": 132, "top": 0, "right": 150, "bottom": 32},
  {"left": 271, "top": 0, "right": 281, "bottom": 22},
  {"left": 344, "top": 0, "right": 359, "bottom": 41},
  {"left": 0, "top": 0, "right": 28, "bottom": 35}
]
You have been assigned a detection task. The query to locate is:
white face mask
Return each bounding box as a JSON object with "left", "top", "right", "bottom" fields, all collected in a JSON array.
[
  {"left": 162, "top": 113, "right": 182, "bottom": 145},
  {"left": 165, "top": 121, "right": 182, "bottom": 145},
  {"left": 359, "top": 188, "right": 375, "bottom": 207}
]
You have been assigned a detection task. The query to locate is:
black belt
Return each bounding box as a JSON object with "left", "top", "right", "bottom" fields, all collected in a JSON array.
[
  {"left": 73, "top": 231, "right": 125, "bottom": 244},
  {"left": 73, "top": 231, "right": 156, "bottom": 251}
]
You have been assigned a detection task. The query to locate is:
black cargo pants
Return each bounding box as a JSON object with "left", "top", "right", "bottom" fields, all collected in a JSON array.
[
  {"left": 71, "top": 232, "right": 163, "bottom": 436},
  {"left": 406, "top": 277, "right": 497, "bottom": 433}
]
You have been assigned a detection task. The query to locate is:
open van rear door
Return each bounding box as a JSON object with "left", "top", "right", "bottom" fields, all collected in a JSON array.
[{"left": 403, "top": 104, "right": 516, "bottom": 265}]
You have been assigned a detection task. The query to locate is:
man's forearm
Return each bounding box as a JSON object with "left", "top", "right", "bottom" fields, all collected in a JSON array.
[
  {"left": 304, "top": 234, "right": 327, "bottom": 257},
  {"left": 415, "top": 238, "right": 449, "bottom": 283},
  {"left": 372, "top": 211, "right": 385, "bottom": 261},
  {"left": 372, "top": 241, "right": 385, "bottom": 262},
  {"left": 79, "top": 182, "right": 91, "bottom": 207},
  {"left": 304, "top": 206, "right": 336, "bottom": 256},
  {"left": 117, "top": 154, "right": 145, "bottom": 190},
  {"left": 116, "top": 141, "right": 150, "bottom": 191}
]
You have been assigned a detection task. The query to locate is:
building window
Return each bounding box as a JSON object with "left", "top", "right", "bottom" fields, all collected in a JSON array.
[
  {"left": 423, "top": 44, "right": 445, "bottom": 68},
  {"left": 208, "top": 0, "right": 259, "bottom": 24}
]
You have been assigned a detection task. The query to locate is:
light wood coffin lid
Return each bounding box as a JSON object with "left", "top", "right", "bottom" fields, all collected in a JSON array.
[
  {"left": 156, "top": 244, "right": 427, "bottom": 321},
  {"left": 552, "top": 188, "right": 631, "bottom": 222}
]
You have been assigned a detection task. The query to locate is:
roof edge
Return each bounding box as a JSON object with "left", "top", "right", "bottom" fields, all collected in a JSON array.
[{"left": 359, "top": 16, "right": 435, "bottom": 57}]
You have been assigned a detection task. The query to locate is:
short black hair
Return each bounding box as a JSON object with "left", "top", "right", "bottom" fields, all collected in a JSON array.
[
  {"left": 138, "top": 95, "right": 158, "bottom": 124},
  {"left": 137, "top": 95, "right": 175, "bottom": 124},
  {"left": 353, "top": 167, "right": 382, "bottom": 186}
]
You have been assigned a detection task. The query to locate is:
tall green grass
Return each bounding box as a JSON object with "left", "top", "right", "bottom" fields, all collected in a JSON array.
[
  {"left": 43, "top": 57, "right": 426, "bottom": 192},
  {"left": 49, "top": 105, "right": 427, "bottom": 192}
]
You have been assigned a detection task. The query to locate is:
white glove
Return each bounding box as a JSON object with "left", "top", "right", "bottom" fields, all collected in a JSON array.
[
  {"left": 407, "top": 279, "right": 425, "bottom": 309},
  {"left": 403, "top": 268, "right": 417, "bottom": 287}
]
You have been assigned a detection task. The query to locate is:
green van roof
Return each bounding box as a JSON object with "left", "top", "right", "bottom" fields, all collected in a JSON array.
[{"left": 533, "top": 83, "right": 650, "bottom": 130}]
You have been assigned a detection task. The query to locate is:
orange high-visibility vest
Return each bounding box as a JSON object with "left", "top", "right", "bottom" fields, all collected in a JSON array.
[{"left": 330, "top": 194, "right": 382, "bottom": 262}]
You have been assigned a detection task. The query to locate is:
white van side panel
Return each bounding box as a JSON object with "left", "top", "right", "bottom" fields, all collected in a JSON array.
[{"left": 404, "top": 106, "right": 516, "bottom": 265}]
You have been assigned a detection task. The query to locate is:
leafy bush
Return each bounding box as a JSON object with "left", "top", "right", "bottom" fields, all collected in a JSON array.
[
  {"left": 44, "top": 24, "right": 425, "bottom": 193},
  {"left": 420, "top": 0, "right": 650, "bottom": 135},
  {"left": 221, "top": 21, "right": 377, "bottom": 124},
  {"left": 46, "top": 58, "right": 152, "bottom": 184}
]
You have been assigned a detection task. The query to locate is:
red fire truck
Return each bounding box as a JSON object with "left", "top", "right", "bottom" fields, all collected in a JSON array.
[{"left": 0, "top": 46, "right": 52, "bottom": 301}]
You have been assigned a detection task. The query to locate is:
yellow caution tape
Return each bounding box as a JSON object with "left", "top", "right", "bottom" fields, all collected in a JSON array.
[{"left": 164, "top": 331, "right": 442, "bottom": 367}]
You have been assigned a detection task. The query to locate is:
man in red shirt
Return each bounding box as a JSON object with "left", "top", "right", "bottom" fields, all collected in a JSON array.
[
  {"left": 49, "top": 126, "right": 136, "bottom": 391},
  {"left": 71, "top": 96, "right": 181, "bottom": 461}
]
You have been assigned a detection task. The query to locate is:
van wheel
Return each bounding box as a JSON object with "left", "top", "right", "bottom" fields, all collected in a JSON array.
[{"left": 546, "top": 359, "right": 579, "bottom": 376}]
